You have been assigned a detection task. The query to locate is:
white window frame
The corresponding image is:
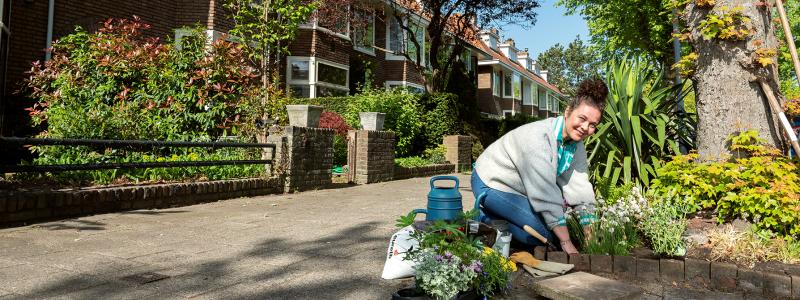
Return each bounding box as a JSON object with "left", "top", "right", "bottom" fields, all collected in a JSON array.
[
  {"left": 522, "top": 81, "right": 532, "bottom": 105},
  {"left": 503, "top": 73, "right": 513, "bottom": 98},
  {"left": 492, "top": 70, "right": 501, "bottom": 97},
  {"left": 286, "top": 56, "right": 350, "bottom": 98},
  {"left": 538, "top": 86, "right": 547, "bottom": 109},
  {"left": 503, "top": 110, "right": 515, "bottom": 118},
  {"left": 353, "top": 9, "right": 376, "bottom": 56}
]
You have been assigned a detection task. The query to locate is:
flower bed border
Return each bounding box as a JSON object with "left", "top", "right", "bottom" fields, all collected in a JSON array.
[{"left": 538, "top": 247, "right": 797, "bottom": 298}]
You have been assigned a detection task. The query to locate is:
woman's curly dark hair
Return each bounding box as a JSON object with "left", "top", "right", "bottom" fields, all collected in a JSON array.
[{"left": 567, "top": 77, "right": 608, "bottom": 113}]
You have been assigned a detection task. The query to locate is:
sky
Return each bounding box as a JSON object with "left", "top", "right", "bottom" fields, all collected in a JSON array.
[{"left": 499, "top": 0, "right": 589, "bottom": 59}]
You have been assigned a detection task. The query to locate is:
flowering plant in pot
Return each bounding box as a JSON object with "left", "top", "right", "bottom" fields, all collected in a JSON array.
[{"left": 393, "top": 210, "right": 516, "bottom": 300}]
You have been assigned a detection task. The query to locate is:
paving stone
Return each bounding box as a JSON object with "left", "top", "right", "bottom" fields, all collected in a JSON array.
[
  {"left": 569, "top": 254, "right": 590, "bottom": 272},
  {"left": 613, "top": 255, "right": 636, "bottom": 280},
  {"left": 763, "top": 272, "right": 791, "bottom": 299},
  {"left": 637, "top": 258, "right": 659, "bottom": 281},
  {"left": 531, "top": 271, "right": 644, "bottom": 300},
  {"left": 685, "top": 258, "right": 710, "bottom": 287},
  {"left": 710, "top": 262, "right": 737, "bottom": 292},
  {"left": 659, "top": 259, "right": 684, "bottom": 283},
  {"left": 590, "top": 254, "right": 613, "bottom": 274},
  {"left": 736, "top": 269, "right": 763, "bottom": 295},
  {"left": 792, "top": 275, "right": 800, "bottom": 300},
  {"left": 548, "top": 251, "right": 568, "bottom": 264}
]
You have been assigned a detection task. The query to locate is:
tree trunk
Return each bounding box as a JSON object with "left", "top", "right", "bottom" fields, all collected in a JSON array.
[{"left": 685, "top": 0, "right": 784, "bottom": 160}]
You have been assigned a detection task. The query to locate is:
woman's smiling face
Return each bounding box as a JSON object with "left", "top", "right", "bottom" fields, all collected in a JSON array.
[{"left": 563, "top": 103, "right": 602, "bottom": 142}]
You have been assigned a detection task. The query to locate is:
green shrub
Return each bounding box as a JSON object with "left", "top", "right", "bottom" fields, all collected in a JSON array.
[
  {"left": 23, "top": 19, "right": 263, "bottom": 184},
  {"left": 585, "top": 56, "right": 695, "bottom": 188},
  {"left": 639, "top": 193, "right": 688, "bottom": 256},
  {"left": 418, "top": 93, "right": 464, "bottom": 149},
  {"left": 343, "top": 88, "right": 422, "bottom": 157},
  {"left": 650, "top": 130, "right": 800, "bottom": 237},
  {"left": 289, "top": 96, "right": 350, "bottom": 116},
  {"left": 423, "top": 144, "right": 447, "bottom": 165}
]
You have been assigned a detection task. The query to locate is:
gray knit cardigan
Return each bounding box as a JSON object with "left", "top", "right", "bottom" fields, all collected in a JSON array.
[{"left": 474, "top": 117, "right": 596, "bottom": 229}]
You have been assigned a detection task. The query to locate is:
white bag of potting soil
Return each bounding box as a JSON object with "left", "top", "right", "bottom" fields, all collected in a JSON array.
[{"left": 381, "top": 225, "right": 419, "bottom": 279}]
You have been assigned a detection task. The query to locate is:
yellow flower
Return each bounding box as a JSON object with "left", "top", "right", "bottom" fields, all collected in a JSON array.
[{"left": 483, "top": 247, "right": 517, "bottom": 272}]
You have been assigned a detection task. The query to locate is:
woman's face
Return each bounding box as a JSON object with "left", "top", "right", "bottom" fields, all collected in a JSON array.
[{"left": 563, "top": 103, "right": 602, "bottom": 142}]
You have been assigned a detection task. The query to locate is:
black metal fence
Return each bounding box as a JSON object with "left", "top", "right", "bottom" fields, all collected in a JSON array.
[{"left": 0, "top": 137, "right": 276, "bottom": 173}]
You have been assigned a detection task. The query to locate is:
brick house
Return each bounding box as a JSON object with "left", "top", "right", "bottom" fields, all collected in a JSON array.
[
  {"left": 474, "top": 28, "right": 564, "bottom": 119},
  {"left": 0, "top": 0, "right": 562, "bottom": 142}
]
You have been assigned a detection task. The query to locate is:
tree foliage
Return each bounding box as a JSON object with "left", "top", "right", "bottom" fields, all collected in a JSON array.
[
  {"left": 535, "top": 36, "right": 600, "bottom": 97},
  {"left": 558, "top": 0, "right": 675, "bottom": 65},
  {"left": 776, "top": 1, "right": 800, "bottom": 99}
]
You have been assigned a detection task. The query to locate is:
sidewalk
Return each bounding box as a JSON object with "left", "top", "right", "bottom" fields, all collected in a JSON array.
[
  {"left": 0, "top": 174, "right": 748, "bottom": 299},
  {"left": 0, "top": 174, "right": 479, "bottom": 299}
]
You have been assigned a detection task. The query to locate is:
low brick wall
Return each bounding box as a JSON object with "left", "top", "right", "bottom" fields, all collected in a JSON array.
[
  {"left": 393, "top": 164, "right": 456, "bottom": 180},
  {"left": 0, "top": 177, "right": 282, "bottom": 227},
  {"left": 538, "top": 247, "right": 797, "bottom": 298}
]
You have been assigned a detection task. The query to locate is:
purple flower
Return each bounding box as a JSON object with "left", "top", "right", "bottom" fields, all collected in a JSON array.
[
  {"left": 434, "top": 254, "right": 443, "bottom": 262},
  {"left": 467, "top": 261, "right": 483, "bottom": 273}
]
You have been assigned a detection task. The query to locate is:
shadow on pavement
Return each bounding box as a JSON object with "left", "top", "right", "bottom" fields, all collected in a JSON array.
[
  {"left": 34, "top": 219, "right": 106, "bottom": 231},
  {"left": 20, "top": 220, "right": 401, "bottom": 298}
]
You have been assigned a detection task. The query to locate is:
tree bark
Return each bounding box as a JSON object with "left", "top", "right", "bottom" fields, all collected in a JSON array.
[{"left": 685, "top": 0, "right": 784, "bottom": 160}]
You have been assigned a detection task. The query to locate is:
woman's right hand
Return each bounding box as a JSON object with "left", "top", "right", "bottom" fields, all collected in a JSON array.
[{"left": 560, "top": 240, "right": 579, "bottom": 255}]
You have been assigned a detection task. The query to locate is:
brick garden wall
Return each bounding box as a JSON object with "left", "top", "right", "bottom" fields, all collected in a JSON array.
[
  {"left": 393, "top": 164, "right": 456, "bottom": 180},
  {"left": 443, "top": 135, "right": 472, "bottom": 173},
  {"left": 0, "top": 178, "right": 283, "bottom": 227}
]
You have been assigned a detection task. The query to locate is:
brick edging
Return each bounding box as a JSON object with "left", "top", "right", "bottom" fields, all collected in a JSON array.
[
  {"left": 0, "top": 177, "right": 283, "bottom": 227},
  {"left": 538, "top": 247, "right": 795, "bottom": 298},
  {"left": 393, "top": 164, "right": 456, "bottom": 180}
]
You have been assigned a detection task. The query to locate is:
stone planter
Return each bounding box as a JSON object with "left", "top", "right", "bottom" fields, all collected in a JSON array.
[
  {"left": 359, "top": 112, "right": 386, "bottom": 131},
  {"left": 286, "top": 105, "right": 323, "bottom": 128}
]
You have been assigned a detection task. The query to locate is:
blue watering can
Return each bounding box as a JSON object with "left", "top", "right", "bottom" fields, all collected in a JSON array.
[{"left": 412, "top": 176, "right": 462, "bottom": 221}]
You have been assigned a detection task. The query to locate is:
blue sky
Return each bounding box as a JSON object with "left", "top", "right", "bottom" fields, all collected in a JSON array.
[{"left": 499, "top": 0, "right": 589, "bottom": 59}]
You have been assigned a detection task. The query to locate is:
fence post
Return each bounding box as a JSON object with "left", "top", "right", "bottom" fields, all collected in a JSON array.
[
  {"left": 348, "top": 130, "right": 395, "bottom": 184},
  {"left": 271, "top": 126, "right": 335, "bottom": 193}
]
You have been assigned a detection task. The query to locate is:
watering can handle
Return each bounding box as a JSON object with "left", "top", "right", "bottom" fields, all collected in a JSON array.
[
  {"left": 429, "top": 175, "right": 459, "bottom": 190},
  {"left": 473, "top": 191, "right": 487, "bottom": 221}
]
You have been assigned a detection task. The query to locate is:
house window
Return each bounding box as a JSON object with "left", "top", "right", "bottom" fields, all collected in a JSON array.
[
  {"left": 388, "top": 17, "right": 403, "bottom": 54},
  {"left": 539, "top": 90, "right": 547, "bottom": 109},
  {"left": 406, "top": 22, "right": 425, "bottom": 65},
  {"left": 290, "top": 60, "right": 309, "bottom": 80},
  {"left": 492, "top": 71, "right": 501, "bottom": 96},
  {"left": 353, "top": 9, "right": 375, "bottom": 54},
  {"left": 512, "top": 74, "right": 521, "bottom": 100},
  {"left": 318, "top": 63, "right": 347, "bottom": 86},
  {"left": 287, "top": 57, "right": 349, "bottom": 98},
  {"left": 503, "top": 74, "right": 512, "bottom": 98},
  {"left": 386, "top": 81, "right": 424, "bottom": 94},
  {"left": 522, "top": 82, "right": 531, "bottom": 105},
  {"left": 503, "top": 110, "right": 514, "bottom": 118}
]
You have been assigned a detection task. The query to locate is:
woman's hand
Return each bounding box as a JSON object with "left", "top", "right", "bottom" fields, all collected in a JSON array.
[
  {"left": 552, "top": 225, "right": 579, "bottom": 255},
  {"left": 560, "top": 240, "right": 579, "bottom": 255}
]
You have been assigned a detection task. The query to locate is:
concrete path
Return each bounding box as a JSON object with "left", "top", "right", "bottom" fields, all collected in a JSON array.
[
  {"left": 1, "top": 174, "right": 473, "bottom": 299},
  {"left": 0, "top": 174, "right": 750, "bottom": 299}
]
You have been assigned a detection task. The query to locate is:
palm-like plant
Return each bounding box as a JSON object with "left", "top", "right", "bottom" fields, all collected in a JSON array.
[{"left": 586, "top": 56, "right": 695, "bottom": 187}]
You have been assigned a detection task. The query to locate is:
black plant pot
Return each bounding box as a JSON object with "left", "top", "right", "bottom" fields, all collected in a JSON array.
[{"left": 391, "top": 287, "right": 480, "bottom": 300}]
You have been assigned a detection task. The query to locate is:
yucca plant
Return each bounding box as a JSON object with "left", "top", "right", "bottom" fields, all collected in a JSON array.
[{"left": 585, "top": 56, "right": 695, "bottom": 188}]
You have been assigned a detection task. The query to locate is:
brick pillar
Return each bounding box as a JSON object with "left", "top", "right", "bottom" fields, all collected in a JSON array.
[
  {"left": 267, "top": 126, "right": 334, "bottom": 193},
  {"left": 444, "top": 135, "right": 473, "bottom": 173},
  {"left": 347, "top": 130, "right": 395, "bottom": 184}
]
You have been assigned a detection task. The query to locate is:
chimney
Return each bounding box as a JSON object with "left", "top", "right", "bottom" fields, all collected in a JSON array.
[
  {"left": 540, "top": 70, "right": 548, "bottom": 82},
  {"left": 531, "top": 60, "right": 540, "bottom": 74},
  {"left": 479, "top": 28, "right": 500, "bottom": 50},
  {"left": 498, "top": 38, "right": 518, "bottom": 62},
  {"left": 517, "top": 49, "right": 532, "bottom": 70}
]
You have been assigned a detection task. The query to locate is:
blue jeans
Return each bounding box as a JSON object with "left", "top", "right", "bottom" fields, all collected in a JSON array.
[{"left": 471, "top": 170, "right": 555, "bottom": 247}]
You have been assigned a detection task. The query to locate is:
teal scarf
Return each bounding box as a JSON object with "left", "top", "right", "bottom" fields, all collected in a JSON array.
[{"left": 553, "top": 116, "right": 577, "bottom": 176}]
